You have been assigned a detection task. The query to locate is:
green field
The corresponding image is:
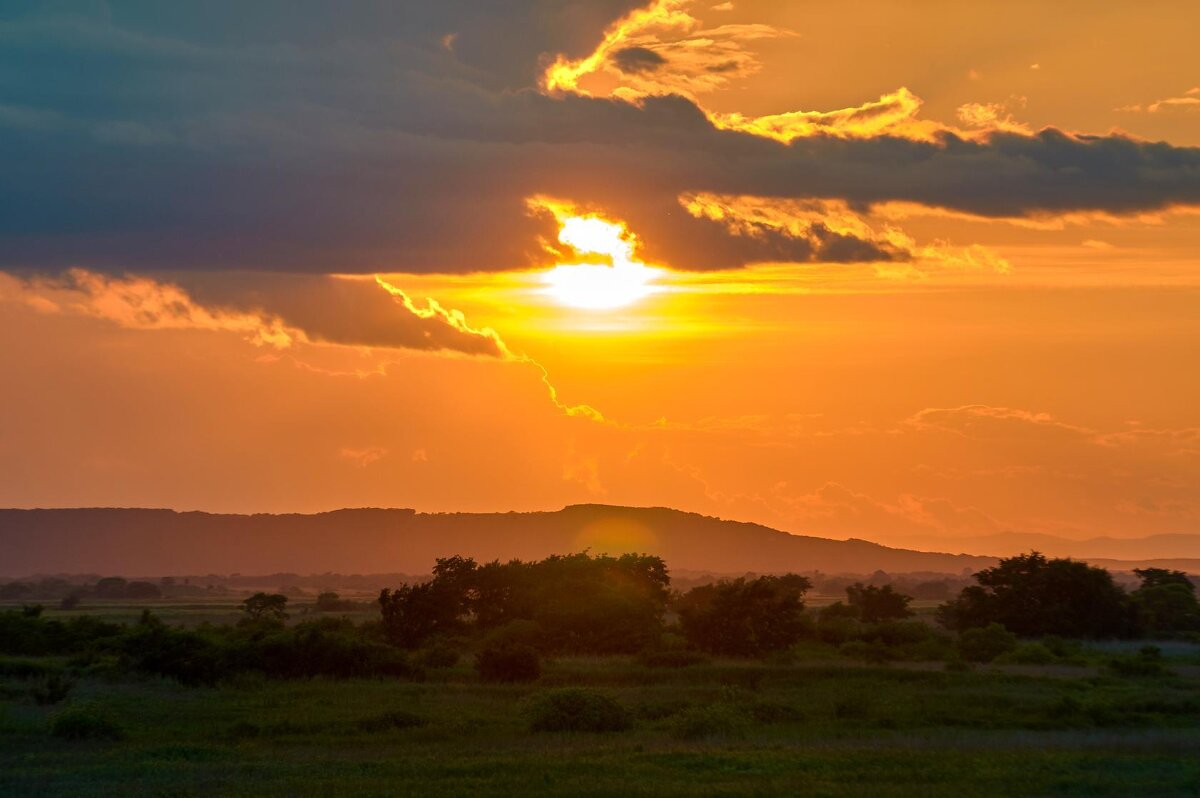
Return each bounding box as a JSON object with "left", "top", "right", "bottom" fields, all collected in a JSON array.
[{"left": 4, "top": 642, "right": 1200, "bottom": 796}]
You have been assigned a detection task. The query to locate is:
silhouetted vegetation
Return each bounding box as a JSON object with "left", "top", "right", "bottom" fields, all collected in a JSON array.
[
  {"left": 938, "top": 552, "right": 1137, "bottom": 637},
  {"left": 475, "top": 643, "right": 542, "bottom": 683},
  {"left": 526, "top": 688, "right": 632, "bottom": 732},
  {"left": 676, "top": 575, "right": 812, "bottom": 656},
  {"left": 380, "top": 553, "right": 669, "bottom": 653}
]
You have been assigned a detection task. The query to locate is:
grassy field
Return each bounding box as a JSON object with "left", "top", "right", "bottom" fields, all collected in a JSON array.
[
  {"left": 3, "top": 645, "right": 1200, "bottom": 797},
  {"left": 3, "top": 599, "right": 1198, "bottom": 796}
]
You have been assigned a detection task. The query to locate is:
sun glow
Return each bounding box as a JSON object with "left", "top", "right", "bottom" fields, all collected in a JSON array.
[{"left": 530, "top": 198, "right": 664, "bottom": 310}]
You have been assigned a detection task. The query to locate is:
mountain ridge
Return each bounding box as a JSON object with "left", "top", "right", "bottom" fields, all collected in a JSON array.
[{"left": 1, "top": 504, "right": 1195, "bottom": 578}]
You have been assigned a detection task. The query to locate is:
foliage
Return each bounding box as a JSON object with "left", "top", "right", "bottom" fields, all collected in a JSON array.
[
  {"left": 994, "top": 642, "right": 1056, "bottom": 665},
  {"left": 635, "top": 649, "right": 709, "bottom": 668},
  {"left": 380, "top": 552, "right": 670, "bottom": 653},
  {"left": 355, "top": 710, "right": 427, "bottom": 732},
  {"left": 957, "top": 623, "right": 1018, "bottom": 663},
  {"left": 938, "top": 552, "right": 1135, "bottom": 638},
  {"left": 241, "top": 592, "right": 289, "bottom": 624},
  {"left": 527, "top": 688, "right": 632, "bottom": 732},
  {"left": 31, "top": 674, "right": 75, "bottom": 705},
  {"left": 676, "top": 574, "right": 812, "bottom": 656},
  {"left": 414, "top": 641, "right": 461, "bottom": 669},
  {"left": 1108, "top": 646, "right": 1169, "bottom": 678},
  {"left": 845, "top": 583, "right": 914, "bottom": 623},
  {"left": 669, "top": 704, "right": 748, "bottom": 740},
  {"left": 314, "top": 592, "right": 358, "bottom": 613},
  {"left": 50, "top": 705, "right": 127, "bottom": 741},
  {"left": 475, "top": 643, "right": 541, "bottom": 683},
  {"left": 1131, "top": 569, "right": 1200, "bottom": 635}
]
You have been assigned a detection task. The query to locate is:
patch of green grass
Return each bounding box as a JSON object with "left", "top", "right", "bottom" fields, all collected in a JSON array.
[{"left": 1, "top": 651, "right": 1198, "bottom": 796}]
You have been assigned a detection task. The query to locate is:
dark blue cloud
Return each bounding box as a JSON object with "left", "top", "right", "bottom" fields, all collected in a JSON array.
[{"left": 1, "top": 1, "right": 1199, "bottom": 274}]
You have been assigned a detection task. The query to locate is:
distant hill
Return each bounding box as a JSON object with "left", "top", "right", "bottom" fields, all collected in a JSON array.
[
  {"left": 2, "top": 505, "right": 1192, "bottom": 579},
  {"left": 877, "top": 531, "right": 1200, "bottom": 561},
  {"left": 1, "top": 505, "right": 1000, "bottom": 578}
]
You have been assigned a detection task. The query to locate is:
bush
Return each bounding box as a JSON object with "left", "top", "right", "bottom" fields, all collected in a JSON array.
[
  {"left": 670, "top": 704, "right": 748, "bottom": 741},
  {"left": 1108, "top": 646, "right": 1168, "bottom": 677},
  {"left": 958, "top": 623, "right": 1018, "bottom": 663},
  {"left": 414, "top": 641, "right": 460, "bottom": 669},
  {"left": 995, "top": 642, "right": 1056, "bottom": 665},
  {"left": 839, "top": 640, "right": 893, "bottom": 664},
  {"left": 355, "top": 709, "right": 427, "bottom": 732},
  {"left": 31, "top": 674, "right": 74, "bottom": 705},
  {"left": 50, "top": 705, "right": 126, "bottom": 741},
  {"left": 475, "top": 643, "right": 541, "bottom": 683},
  {"left": 527, "top": 688, "right": 632, "bottom": 732},
  {"left": 635, "top": 649, "right": 709, "bottom": 668}
]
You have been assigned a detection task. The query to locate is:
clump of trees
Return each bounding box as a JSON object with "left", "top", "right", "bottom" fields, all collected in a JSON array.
[
  {"left": 938, "top": 553, "right": 1199, "bottom": 639},
  {"left": 676, "top": 575, "right": 812, "bottom": 656},
  {"left": 379, "top": 553, "right": 670, "bottom": 654}
]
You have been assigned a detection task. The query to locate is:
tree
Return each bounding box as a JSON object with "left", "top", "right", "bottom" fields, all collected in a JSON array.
[
  {"left": 676, "top": 574, "right": 811, "bottom": 656},
  {"left": 94, "top": 577, "right": 129, "bottom": 599},
  {"left": 937, "top": 552, "right": 1133, "bottom": 638},
  {"left": 380, "top": 552, "right": 670, "bottom": 653},
  {"left": 845, "top": 583, "right": 914, "bottom": 622},
  {"left": 1131, "top": 569, "right": 1199, "bottom": 634},
  {"left": 241, "top": 592, "right": 289, "bottom": 624},
  {"left": 125, "top": 581, "right": 162, "bottom": 599}
]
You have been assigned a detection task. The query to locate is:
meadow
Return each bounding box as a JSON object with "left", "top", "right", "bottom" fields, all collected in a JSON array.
[{"left": 2, "top": 598, "right": 1199, "bottom": 797}]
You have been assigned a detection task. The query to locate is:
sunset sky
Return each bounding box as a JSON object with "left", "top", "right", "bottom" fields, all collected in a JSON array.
[{"left": 2, "top": 0, "right": 1199, "bottom": 549}]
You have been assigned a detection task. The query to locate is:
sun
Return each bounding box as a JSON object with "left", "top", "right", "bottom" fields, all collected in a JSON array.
[{"left": 530, "top": 199, "right": 664, "bottom": 310}]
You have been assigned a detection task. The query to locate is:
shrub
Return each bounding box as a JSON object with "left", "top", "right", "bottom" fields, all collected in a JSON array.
[
  {"left": 355, "top": 709, "right": 427, "bottom": 732},
  {"left": 748, "top": 700, "right": 804, "bottom": 724},
  {"left": 833, "top": 696, "right": 872, "bottom": 720},
  {"left": 31, "top": 674, "right": 74, "bottom": 705},
  {"left": 475, "top": 643, "right": 541, "bottom": 683},
  {"left": 635, "top": 649, "right": 708, "bottom": 668},
  {"left": 677, "top": 575, "right": 811, "bottom": 656},
  {"left": 996, "top": 642, "right": 1056, "bottom": 665},
  {"left": 839, "top": 640, "right": 893, "bottom": 664},
  {"left": 669, "top": 704, "right": 748, "bottom": 741},
  {"left": 414, "top": 641, "right": 461, "bottom": 669},
  {"left": 0, "top": 658, "right": 54, "bottom": 679},
  {"left": 527, "top": 688, "right": 632, "bottom": 732},
  {"left": 958, "top": 623, "right": 1017, "bottom": 663},
  {"left": 1108, "top": 646, "right": 1168, "bottom": 677},
  {"left": 51, "top": 705, "right": 126, "bottom": 741}
]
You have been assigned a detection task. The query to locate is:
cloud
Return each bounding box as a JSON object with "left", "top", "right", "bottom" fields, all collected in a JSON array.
[
  {"left": 1, "top": 268, "right": 510, "bottom": 357},
  {"left": 0, "top": 2, "right": 1199, "bottom": 274},
  {"left": 611, "top": 45, "right": 666, "bottom": 73},
  {"left": 678, "top": 193, "right": 1010, "bottom": 274},
  {"left": 7, "top": 268, "right": 298, "bottom": 348},
  {"left": 1117, "top": 87, "right": 1200, "bottom": 113}
]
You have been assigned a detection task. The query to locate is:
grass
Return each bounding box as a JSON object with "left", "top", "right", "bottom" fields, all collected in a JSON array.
[
  {"left": 2, "top": 652, "right": 1199, "bottom": 797},
  {"left": 1, "top": 601, "right": 1197, "bottom": 796}
]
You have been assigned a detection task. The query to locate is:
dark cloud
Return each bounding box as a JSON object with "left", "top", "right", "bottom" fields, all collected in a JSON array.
[
  {"left": 1, "top": 1, "right": 1199, "bottom": 274},
  {"left": 612, "top": 46, "right": 667, "bottom": 74}
]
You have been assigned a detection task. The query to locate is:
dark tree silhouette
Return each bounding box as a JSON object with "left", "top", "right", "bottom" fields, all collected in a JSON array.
[
  {"left": 937, "top": 552, "right": 1134, "bottom": 637},
  {"left": 676, "top": 574, "right": 811, "bottom": 656},
  {"left": 241, "top": 592, "right": 289, "bottom": 623},
  {"left": 1131, "top": 568, "right": 1199, "bottom": 634},
  {"left": 380, "top": 552, "right": 670, "bottom": 652},
  {"left": 845, "top": 583, "right": 914, "bottom": 622}
]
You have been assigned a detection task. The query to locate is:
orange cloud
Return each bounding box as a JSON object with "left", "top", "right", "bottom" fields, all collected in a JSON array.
[
  {"left": 679, "top": 193, "right": 1011, "bottom": 274},
  {"left": 11, "top": 269, "right": 298, "bottom": 348}
]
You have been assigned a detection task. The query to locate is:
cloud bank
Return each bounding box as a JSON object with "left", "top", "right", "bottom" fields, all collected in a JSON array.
[{"left": 0, "top": 1, "right": 1198, "bottom": 275}]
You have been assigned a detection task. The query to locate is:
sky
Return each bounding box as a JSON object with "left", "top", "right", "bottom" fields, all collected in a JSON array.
[{"left": 1, "top": 0, "right": 1199, "bottom": 550}]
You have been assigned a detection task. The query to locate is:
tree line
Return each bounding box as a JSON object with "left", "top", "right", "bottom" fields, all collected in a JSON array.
[{"left": 0, "top": 551, "right": 1195, "bottom": 687}]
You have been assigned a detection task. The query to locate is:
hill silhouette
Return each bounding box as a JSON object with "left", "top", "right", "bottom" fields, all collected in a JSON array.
[
  {"left": 2, "top": 505, "right": 1193, "bottom": 578},
  {"left": 1, "top": 504, "right": 1000, "bottom": 578}
]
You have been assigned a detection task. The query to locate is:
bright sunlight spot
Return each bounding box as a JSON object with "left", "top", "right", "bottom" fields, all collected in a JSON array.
[{"left": 532, "top": 200, "right": 664, "bottom": 310}]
